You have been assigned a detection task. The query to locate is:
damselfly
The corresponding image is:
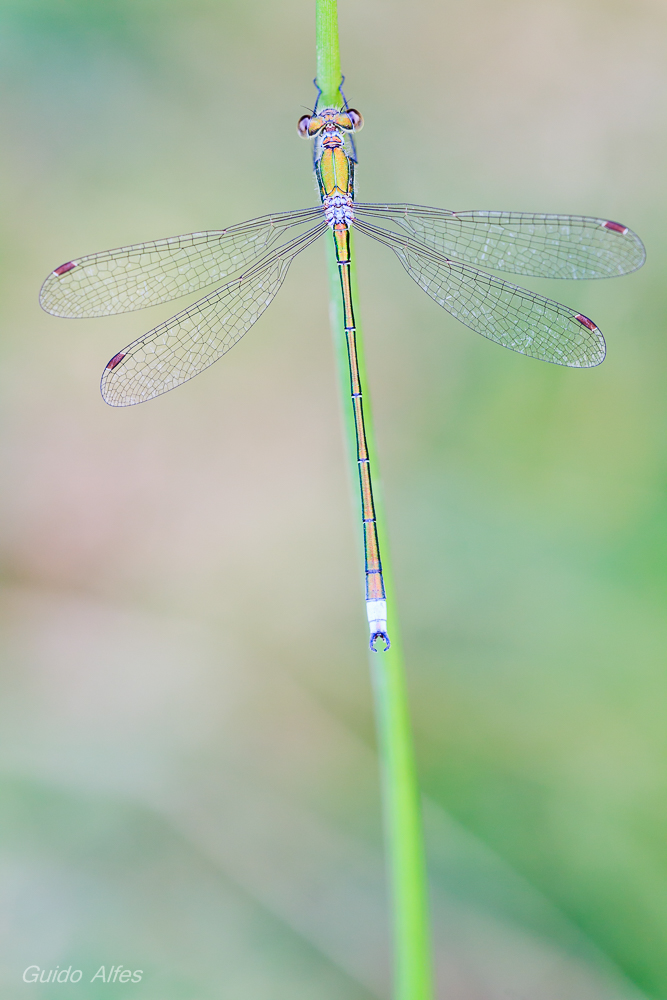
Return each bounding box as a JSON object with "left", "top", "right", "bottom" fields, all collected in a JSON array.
[{"left": 40, "top": 88, "right": 645, "bottom": 651}]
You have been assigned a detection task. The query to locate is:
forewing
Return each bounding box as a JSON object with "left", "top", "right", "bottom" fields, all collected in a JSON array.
[
  {"left": 101, "top": 222, "right": 327, "bottom": 406},
  {"left": 354, "top": 204, "right": 645, "bottom": 279},
  {"left": 40, "top": 207, "right": 322, "bottom": 318},
  {"left": 355, "top": 219, "right": 605, "bottom": 367}
]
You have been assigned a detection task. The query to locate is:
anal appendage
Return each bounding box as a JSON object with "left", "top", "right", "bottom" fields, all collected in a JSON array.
[{"left": 367, "top": 599, "right": 390, "bottom": 652}]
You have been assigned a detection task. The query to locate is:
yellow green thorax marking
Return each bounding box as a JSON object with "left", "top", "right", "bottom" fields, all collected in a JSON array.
[{"left": 319, "top": 146, "right": 352, "bottom": 200}]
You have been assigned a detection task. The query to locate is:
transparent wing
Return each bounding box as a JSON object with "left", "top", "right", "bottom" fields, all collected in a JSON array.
[
  {"left": 40, "top": 206, "right": 323, "bottom": 318},
  {"left": 355, "top": 219, "right": 605, "bottom": 367},
  {"left": 354, "top": 203, "right": 645, "bottom": 279},
  {"left": 101, "top": 222, "right": 327, "bottom": 406}
]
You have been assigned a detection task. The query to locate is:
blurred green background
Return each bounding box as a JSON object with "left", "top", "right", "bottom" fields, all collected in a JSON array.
[{"left": 0, "top": 0, "right": 665, "bottom": 997}]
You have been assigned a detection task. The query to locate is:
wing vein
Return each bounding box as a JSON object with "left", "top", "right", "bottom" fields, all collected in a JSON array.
[
  {"left": 101, "top": 221, "right": 328, "bottom": 406},
  {"left": 41, "top": 206, "right": 324, "bottom": 318},
  {"left": 355, "top": 217, "right": 606, "bottom": 368},
  {"left": 354, "top": 202, "right": 645, "bottom": 279}
]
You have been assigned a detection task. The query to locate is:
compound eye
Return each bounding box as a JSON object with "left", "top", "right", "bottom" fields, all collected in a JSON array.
[
  {"left": 297, "top": 114, "right": 312, "bottom": 138},
  {"left": 346, "top": 108, "right": 364, "bottom": 132}
]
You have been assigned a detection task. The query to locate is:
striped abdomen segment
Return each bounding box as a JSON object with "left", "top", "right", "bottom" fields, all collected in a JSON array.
[{"left": 332, "top": 224, "right": 389, "bottom": 651}]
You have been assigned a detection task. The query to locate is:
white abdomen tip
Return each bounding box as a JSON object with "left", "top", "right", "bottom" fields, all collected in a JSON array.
[{"left": 366, "top": 599, "right": 387, "bottom": 633}]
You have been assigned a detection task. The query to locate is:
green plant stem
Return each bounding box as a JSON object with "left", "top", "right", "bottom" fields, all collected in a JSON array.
[
  {"left": 315, "top": 0, "right": 342, "bottom": 107},
  {"left": 317, "top": 5, "right": 433, "bottom": 999}
]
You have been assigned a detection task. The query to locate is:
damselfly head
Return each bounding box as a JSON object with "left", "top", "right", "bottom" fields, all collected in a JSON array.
[{"left": 297, "top": 107, "right": 364, "bottom": 138}]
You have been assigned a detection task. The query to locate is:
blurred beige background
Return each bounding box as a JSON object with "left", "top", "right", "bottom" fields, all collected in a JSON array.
[{"left": 1, "top": 0, "right": 665, "bottom": 997}]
